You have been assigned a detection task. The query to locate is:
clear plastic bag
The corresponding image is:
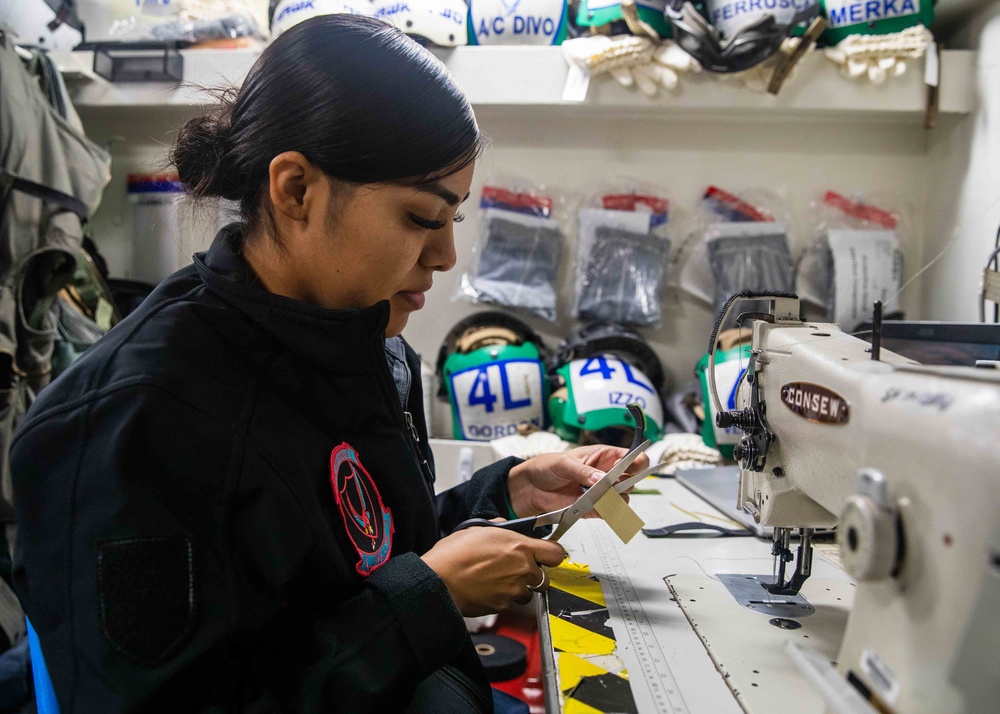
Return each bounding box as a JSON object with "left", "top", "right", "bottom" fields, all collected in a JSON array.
[
  {"left": 797, "top": 190, "right": 908, "bottom": 331},
  {"left": 679, "top": 186, "right": 794, "bottom": 327},
  {"left": 454, "top": 180, "right": 565, "bottom": 321},
  {"left": 572, "top": 181, "right": 672, "bottom": 327},
  {"left": 98, "top": 0, "right": 267, "bottom": 44}
]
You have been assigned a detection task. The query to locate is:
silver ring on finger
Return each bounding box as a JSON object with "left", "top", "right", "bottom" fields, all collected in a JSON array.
[{"left": 527, "top": 568, "right": 546, "bottom": 592}]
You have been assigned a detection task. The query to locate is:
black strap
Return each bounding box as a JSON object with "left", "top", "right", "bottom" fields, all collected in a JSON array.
[
  {"left": 0, "top": 168, "right": 88, "bottom": 221},
  {"left": 642, "top": 521, "right": 754, "bottom": 538}
]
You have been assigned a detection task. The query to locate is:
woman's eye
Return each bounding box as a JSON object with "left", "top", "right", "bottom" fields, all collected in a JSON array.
[
  {"left": 454, "top": 212, "right": 465, "bottom": 224},
  {"left": 409, "top": 214, "right": 447, "bottom": 230}
]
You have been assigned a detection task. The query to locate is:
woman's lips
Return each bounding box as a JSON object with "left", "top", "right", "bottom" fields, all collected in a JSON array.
[{"left": 397, "top": 291, "right": 426, "bottom": 310}]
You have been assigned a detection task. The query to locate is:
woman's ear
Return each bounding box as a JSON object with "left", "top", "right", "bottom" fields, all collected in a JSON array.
[{"left": 268, "top": 151, "right": 324, "bottom": 222}]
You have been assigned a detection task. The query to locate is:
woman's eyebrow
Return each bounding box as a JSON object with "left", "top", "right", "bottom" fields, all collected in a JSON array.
[{"left": 418, "top": 183, "right": 471, "bottom": 206}]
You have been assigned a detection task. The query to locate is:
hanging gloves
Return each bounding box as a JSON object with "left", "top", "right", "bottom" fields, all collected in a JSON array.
[
  {"left": 823, "top": 25, "right": 933, "bottom": 85},
  {"left": 561, "top": 34, "right": 701, "bottom": 98}
]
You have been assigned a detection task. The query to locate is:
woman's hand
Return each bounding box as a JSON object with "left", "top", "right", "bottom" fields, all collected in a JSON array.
[
  {"left": 421, "top": 527, "right": 567, "bottom": 617},
  {"left": 506, "top": 445, "right": 650, "bottom": 519}
]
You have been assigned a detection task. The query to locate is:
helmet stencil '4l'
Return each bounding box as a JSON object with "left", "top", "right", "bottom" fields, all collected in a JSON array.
[{"left": 437, "top": 312, "right": 549, "bottom": 441}]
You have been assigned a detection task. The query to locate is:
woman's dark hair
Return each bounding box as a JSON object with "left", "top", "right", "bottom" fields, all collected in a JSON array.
[{"left": 171, "top": 14, "right": 483, "bottom": 239}]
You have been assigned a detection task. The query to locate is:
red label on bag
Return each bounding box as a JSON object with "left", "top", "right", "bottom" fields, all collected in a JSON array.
[
  {"left": 823, "top": 191, "right": 897, "bottom": 229},
  {"left": 481, "top": 186, "right": 554, "bottom": 215},
  {"left": 705, "top": 186, "right": 775, "bottom": 222},
  {"left": 601, "top": 193, "right": 670, "bottom": 215}
]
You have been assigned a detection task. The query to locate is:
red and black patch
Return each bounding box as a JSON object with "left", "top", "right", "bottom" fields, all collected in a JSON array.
[{"left": 330, "top": 443, "right": 394, "bottom": 576}]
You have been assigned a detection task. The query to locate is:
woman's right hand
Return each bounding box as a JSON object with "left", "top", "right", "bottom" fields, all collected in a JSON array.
[{"left": 420, "top": 526, "right": 567, "bottom": 617}]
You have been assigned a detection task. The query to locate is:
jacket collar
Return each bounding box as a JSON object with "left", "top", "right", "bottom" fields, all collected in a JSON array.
[{"left": 194, "top": 224, "right": 390, "bottom": 370}]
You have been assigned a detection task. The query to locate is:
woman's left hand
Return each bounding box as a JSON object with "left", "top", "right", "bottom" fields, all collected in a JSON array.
[{"left": 506, "top": 444, "right": 651, "bottom": 519}]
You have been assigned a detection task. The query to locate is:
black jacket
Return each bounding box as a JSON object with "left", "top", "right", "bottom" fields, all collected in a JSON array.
[{"left": 11, "top": 226, "right": 518, "bottom": 713}]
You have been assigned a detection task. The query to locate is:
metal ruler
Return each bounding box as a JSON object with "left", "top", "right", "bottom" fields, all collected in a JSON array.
[{"left": 591, "top": 526, "right": 690, "bottom": 714}]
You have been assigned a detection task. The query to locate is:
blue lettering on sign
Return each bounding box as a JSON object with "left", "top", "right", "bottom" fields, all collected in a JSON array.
[
  {"left": 608, "top": 392, "right": 648, "bottom": 409},
  {"left": 579, "top": 357, "right": 616, "bottom": 380},
  {"left": 827, "top": 0, "right": 917, "bottom": 27},
  {"left": 468, "top": 368, "right": 498, "bottom": 413},
  {"left": 513, "top": 16, "right": 551, "bottom": 34},
  {"left": 712, "top": 0, "right": 812, "bottom": 25},
  {"left": 439, "top": 7, "right": 465, "bottom": 23},
  {"left": 465, "top": 363, "right": 535, "bottom": 412},
  {"left": 619, "top": 362, "right": 655, "bottom": 394},
  {"left": 274, "top": 0, "right": 315, "bottom": 24},
  {"left": 374, "top": 3, "right": 411, "bottom": 17},
  {"left": 467, "top": 420, "right": 539, "bottom": 439}
]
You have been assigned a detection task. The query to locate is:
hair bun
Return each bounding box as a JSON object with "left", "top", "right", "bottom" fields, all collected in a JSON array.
[{"left": 171, "top": 113, "right": 241, "bottom": 201}]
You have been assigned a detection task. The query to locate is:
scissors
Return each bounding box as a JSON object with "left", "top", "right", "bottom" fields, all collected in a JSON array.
[{"left": 453, "top": 404, "right": 653, "bottom": 542}]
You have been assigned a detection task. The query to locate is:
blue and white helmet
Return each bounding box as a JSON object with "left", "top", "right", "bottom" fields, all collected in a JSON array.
[
  {"left": 270, "top": 0, "right": 469, "bottom": 46},
  {"left": 468, "top": 0, "right": 568, "bottom": 45}
]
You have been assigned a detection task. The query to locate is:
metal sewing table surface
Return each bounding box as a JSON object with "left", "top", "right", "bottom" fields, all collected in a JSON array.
[{"left": 538, "top": 477, "right": 855, "bottom": 714}]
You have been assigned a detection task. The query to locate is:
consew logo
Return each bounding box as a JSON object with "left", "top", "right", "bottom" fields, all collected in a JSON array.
[
  {"left": 275, "top": 0, "right": 316, "bottom": 25},
  {"left": 330, "top": 443, "right": 394, "bottom": 576},
  {"left": 781, "top": 383, "right": 850, "bottom": 424},
  {"left": 825, "top": 0, "right": 920, "bottom": 28}
]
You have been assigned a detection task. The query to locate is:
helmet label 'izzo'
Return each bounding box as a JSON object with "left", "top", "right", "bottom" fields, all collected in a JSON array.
[{"left": 780, "top": 382, "right": 850, "bottom": 424}]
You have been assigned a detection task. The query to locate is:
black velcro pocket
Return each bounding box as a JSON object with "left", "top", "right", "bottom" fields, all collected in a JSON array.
[{"left": 97, "top": 536, "right": 196, "bottom": 664}]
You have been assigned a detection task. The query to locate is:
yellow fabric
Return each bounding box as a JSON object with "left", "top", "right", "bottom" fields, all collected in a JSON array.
[
  {"left": 549, "top": 615, "right": 616, "bottom": 656},
  {"left": 549, "top": 561, "right": 606, "bottom": 606},
  {"left": 592, "top": 490, "right": 644, "bottom": 544}
]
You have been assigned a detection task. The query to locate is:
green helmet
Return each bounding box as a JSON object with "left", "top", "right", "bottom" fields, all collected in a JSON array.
[
  {"left": 576, "top": 0, "right": 673, "bottom": 39},
  {"left": 820, "top": 0, "right": 934, "bottom": 45},
  {"left": 548, "top": 324, "right": 665, "bottom": 446},
  {"left": 437, "top": 312, "right": 549, "bottom": 441}
]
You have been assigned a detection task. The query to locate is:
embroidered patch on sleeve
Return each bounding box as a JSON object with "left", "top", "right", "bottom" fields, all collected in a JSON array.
[
  {"left": 96, "top": 536, "right": 196, "bottom": 664},
  {"left": 330, "top": 443, "right": 394, "bottom": 576}
]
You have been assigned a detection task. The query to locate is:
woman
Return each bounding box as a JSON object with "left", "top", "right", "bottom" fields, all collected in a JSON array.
[{"left": 11, "top": 15, "right": 646, "bottom": 713}]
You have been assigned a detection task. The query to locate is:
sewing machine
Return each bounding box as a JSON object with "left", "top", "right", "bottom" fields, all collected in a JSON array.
[{"left": 707, "top": 292, "right": 1000, "bottom": 713}]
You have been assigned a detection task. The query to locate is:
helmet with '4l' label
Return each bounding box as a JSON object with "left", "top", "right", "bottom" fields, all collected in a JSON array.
[{"left": 437, "top": 312, "right": 548, "bottom": 441}]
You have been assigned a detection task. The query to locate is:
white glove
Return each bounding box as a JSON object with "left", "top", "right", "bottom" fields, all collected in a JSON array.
[
  {"left": 824, "top": 25, "right": 932, "bottom": 85},
  {"left": 562, "top": 35, "right": 701, "bottom": 97}
]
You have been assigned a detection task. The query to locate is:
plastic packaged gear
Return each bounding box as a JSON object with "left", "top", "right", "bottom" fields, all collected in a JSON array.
[
  {"left": 548, "top": 324, "right": 666, "bottom": 446},
  {"left": 270, "top": 0, "right": 469, "bottom": 46},
  {"left": 573, "top": 186, "right": 672, "bottom": 327},
  {"left": 436, "top": 312, "right": 549, "bottom": 441},
  {"left": 455, "top": 184, "right": 565, "bottom": 321},
  {"left": 468, "top": 0, "right": 568, "bottom": 45}
]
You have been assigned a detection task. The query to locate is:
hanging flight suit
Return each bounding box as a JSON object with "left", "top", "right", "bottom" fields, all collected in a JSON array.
[{"left": 0, "top": 32, "right": 111, "bottom": 550}]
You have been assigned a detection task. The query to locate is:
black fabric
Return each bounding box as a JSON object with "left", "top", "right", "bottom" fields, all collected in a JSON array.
[
  {"left": 96, "top": 537, "right": 195, "bottom": 663},
  {"left": 436, "top": 456, "right": 522, "bottom": 537},
  {"left": 11, "top": 224, "right": 516, "bottom": 713}
]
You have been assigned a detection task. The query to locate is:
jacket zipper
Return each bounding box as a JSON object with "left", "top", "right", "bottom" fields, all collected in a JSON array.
[{"left": 374, "top": 341, "right": 437, "bottom": 502}]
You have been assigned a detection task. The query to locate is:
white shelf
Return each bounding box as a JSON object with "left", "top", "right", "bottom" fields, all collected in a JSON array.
[{"left": 51, "top": 46, "right": 975, "bottom": 119}]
